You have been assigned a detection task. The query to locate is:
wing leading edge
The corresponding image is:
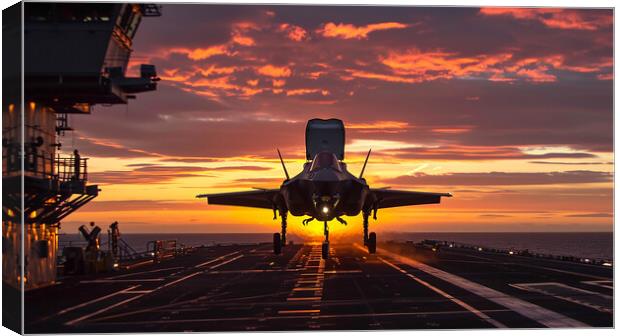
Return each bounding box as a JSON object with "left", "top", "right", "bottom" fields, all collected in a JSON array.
[
  {"left": 370, "top": 189, "right": 452, "bottom": 209},
  {"left": 196, "top": 189, "right": 281, "bottom": 209}
]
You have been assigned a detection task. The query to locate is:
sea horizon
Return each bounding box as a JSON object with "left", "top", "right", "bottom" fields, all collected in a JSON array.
[{"left": 59, "top": 231, "right": 613, "bottom": 260}]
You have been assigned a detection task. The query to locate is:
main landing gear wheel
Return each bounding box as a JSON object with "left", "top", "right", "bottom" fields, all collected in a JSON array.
[
  {"left": 367, "top": 232, "right": 377, "bottom": 254},
  {"left": 273, "top": 233, "right": 282, "bottom": 255},
  {"left": 322, "top": 241, "right": 330, "bottom": 259},
  {"left": 272, "top": 210, "right": 287, "bottom": 255}
]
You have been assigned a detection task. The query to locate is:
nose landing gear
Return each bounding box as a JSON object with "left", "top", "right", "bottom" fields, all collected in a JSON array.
[{"left": 321, "top": 221, "right": 330, "bottom": 259}]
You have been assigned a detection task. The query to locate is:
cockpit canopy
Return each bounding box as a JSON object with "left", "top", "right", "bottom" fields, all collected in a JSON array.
[{"left": 309, "top": 152, "right": 342, "bottom": 172}]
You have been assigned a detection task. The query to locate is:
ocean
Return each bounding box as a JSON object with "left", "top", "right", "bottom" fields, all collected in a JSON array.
[{"left": 58, "top": 232, "right": 613, "bottom": 260}]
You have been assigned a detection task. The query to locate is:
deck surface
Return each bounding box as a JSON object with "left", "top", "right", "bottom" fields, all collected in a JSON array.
[{"left": 24, "top": 242, "right": 613, "bottom": 332}]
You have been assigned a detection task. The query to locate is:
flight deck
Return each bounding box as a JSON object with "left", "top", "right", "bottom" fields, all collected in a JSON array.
[{"left": 25, "top": 241, "right": 613, "bottom": 333}]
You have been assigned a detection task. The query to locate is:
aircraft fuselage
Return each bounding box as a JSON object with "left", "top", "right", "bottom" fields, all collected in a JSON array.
[{"left": 279, "top": 152, "right": 371, "bottom": 221}]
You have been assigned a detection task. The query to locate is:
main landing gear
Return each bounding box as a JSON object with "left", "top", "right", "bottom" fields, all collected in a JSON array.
[
  {"left": 363, "top": 211, "right": 377, "bottom": 254},
  {"left": 273, "top": 211, "right": 287, "bottom": 255}
]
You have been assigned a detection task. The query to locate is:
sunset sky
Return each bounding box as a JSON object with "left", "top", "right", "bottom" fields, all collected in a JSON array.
[{"left": 61, "top": 5, "right": 613, "bottom": 235}]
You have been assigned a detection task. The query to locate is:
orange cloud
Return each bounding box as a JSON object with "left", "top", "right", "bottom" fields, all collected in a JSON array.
[
  {"left": 479, "top": 8, "right": 612, "bottom": 31},
  {"left": 379, "top": 50, "right": 611, "bottom": 84},
  {"left": 432, "top": 127, "right": 473, "bottom": 134},
  {"left": 232, "top": 33, "right": 255, "bottom": 46},
  {"left": 278, "top": 23, "right": 308, "bottom": 42},
  {"left": 173, "top": 45, "right": 230, "bottom": 60},
  {"left": 317, "top": 21, "right": 409, "bottom": 39},
  {"left": 285, "top": 88, "right": 328, "bottom": 96},
  {"left": 272, "top": 79, "right": 286, "bottom": 87},
  {"left": 186, "top": 76, "right": 238, "bottom": 90},
  {"left": 233, "top": 21, "right": 260, "bottom": 31},
  {"left": 257, "top": 64, "right": 292, "bottom": 77},
  {"left": 382, "top": 50, "right": 513, "bottom": 78},
  {"left": 515, "top": 67, "right": 556, "bottom": 82},
  {"left": 181, "top": 75, "right": 263, "bottom": 98},
  {"left": 195, "top": 65, "right": 236, "bottom": 76},
  {"left": 345, "top": 69, "right": 418, "bottom": 83},
  {"left": 348, "top": 121, "right": 412, "bottom": 133},
  {"left": 160, "top": 68, "right": 192, "bottom": 82}
]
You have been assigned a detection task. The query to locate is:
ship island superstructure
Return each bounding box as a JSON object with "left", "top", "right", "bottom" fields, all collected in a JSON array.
[{"left": 2, "top": 2, "right": 161, "bottom": 297}]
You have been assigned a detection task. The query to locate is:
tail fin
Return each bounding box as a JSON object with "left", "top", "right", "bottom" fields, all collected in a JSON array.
[
  {"left": 277, "top": 149, "right": 290, "bottom": 180},
  {"left": 359, "top": 149, "right": 371, "bottom": 179}
]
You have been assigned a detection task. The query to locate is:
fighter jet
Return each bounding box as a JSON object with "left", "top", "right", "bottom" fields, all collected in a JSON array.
[{"left": 197, "top": 119, "right": 451, "bottom": 259}]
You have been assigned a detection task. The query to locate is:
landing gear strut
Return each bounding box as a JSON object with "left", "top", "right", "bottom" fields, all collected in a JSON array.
[
  {"left": 273, "top": 211, "right": 287, "bottom": 255},
  {"left": 280, "top": 211, "right": 287, "bottom": 247},
  {"left": 322, "top": 221, "right": 329, "bottom": 260},
  {"left": 362, "top": 211, "right": 376, "bottom": 254},
  {"left": 363, "top": 211, "right": 369, "bottom": 246}
]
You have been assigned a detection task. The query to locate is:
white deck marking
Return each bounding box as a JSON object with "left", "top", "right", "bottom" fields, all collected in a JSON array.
[
  {"left": 56, "top": 285, "right": 140, "bottom": 316},
  {"left": 208, "top": 268, "right": 303, "bottom": 274},
  {"left": 80, "top": 279, "right": 165, "bottom": 283},
  {"left": 156, "top": 271, "right": 202, "bottom": 290},
  {"left": 195, "top": 251, "right": 240, "bottom": 268},
  {"left": 123, "top": 259, "right": 154, "bottom": 269},
  {"left": 277, "top": 309, "right": 321, "bottom": 314},
  {"left": 207, "top": 254, "right": 244, "bottom": 270},
  {"left": 324, "top": 270, "right": 363, "bottom": 274},
  {"left": 377, "top": 256, "right": 506, "bottom": 328},
  {"left": 511, "top": 282, "right": 613, "bottom": 313},
  {"left": 65, "top": 252, "right": 247, "bottom": 326},
  {"left": 89, "top": 308, "right": 512, "bottom": 326},
  {"left": 524, "top": 265, "right": 611, "bottom": 281},
  {"left": 582, "top": 280, "right": 614, "bottom": 289},
  {"left": 457, "top": 252, "right": 611, "bottom": 280},
  {"left": 372, "top": 245, "right": 590, "bottom": 328},
  {"left": 283, "top": 245, "right": 325, "bottom": 310},
  {"left": 105, "top": 267, "right": 184, "bottom": 280},
  {"left": 65, "top": 294, "right": 145, "bottom": 326}
]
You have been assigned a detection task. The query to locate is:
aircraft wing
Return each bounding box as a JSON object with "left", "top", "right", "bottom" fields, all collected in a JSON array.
[
  {"left": 196, "top": 189, "right": 281, "bottom": 209},
  {"left": 370, "top": 189, "right": 452, "bottom": 209}
]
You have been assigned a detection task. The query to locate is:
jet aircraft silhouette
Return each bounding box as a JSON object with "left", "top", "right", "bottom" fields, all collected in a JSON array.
[{"left": 198, "top": 119, "right": 451, "bottom": 259}]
